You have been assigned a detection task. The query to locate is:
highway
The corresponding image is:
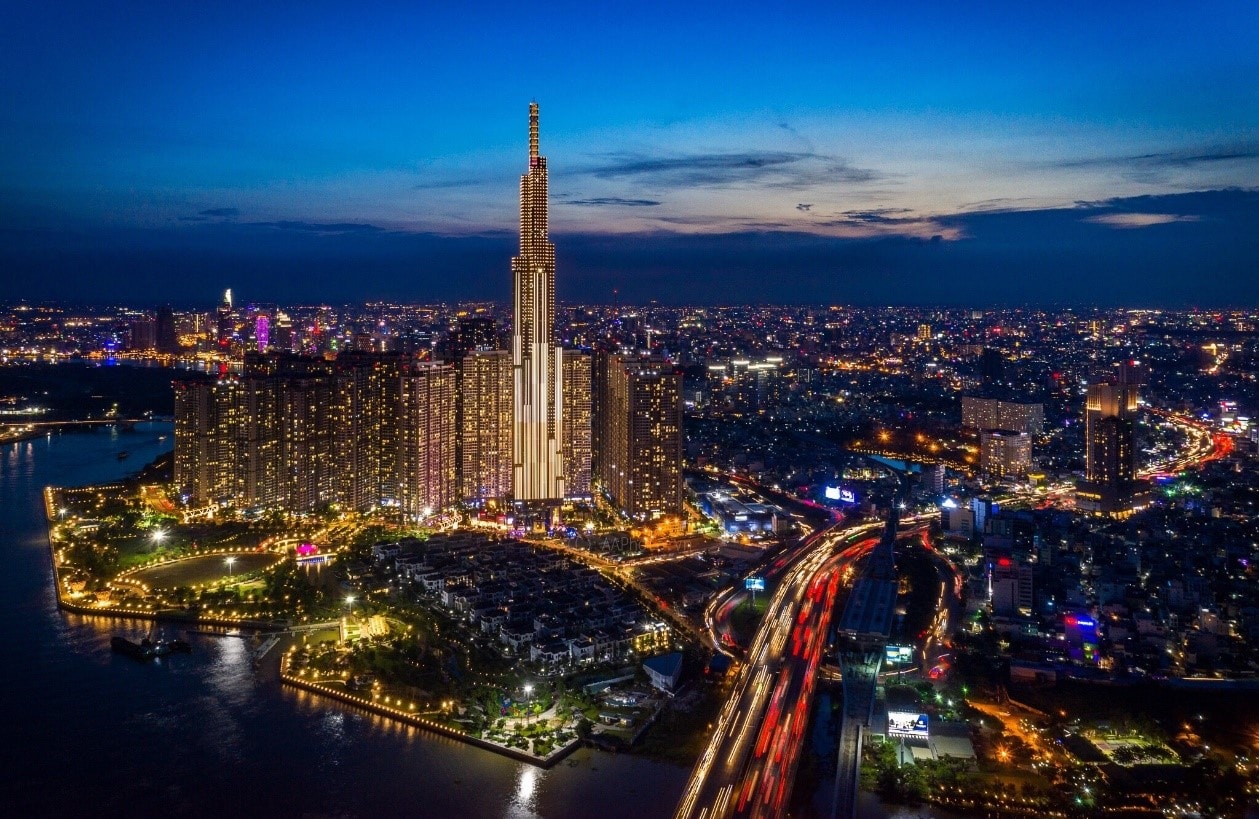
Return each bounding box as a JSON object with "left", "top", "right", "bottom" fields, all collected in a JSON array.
[
  {"left": 676, "top": 520, "right": 881, "bottom": 819},
  {"left": 676, "top": 512, "right": 940, "bottom": 819},
  {"left": 676, "top": 405, "right": 1229, "bottom": 819}
]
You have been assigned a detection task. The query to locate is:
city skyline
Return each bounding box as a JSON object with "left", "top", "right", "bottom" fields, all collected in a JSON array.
[
  {"left": 2, "top": 4, "right": 1257, "bottom": 306},
  {"left": 7, "top": 6, "right": 1259, "bottom": 818}
]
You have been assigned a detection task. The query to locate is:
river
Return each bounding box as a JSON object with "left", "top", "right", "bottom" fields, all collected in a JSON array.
[{"left": 0, "top": 423, "right": 689, "bottom": 818}]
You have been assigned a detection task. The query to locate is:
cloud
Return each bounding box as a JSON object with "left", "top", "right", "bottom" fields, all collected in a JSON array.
[
  {"left": 581, "top": 150, "right": 881, "bottom": 190},
  {"left": 563, "top": 197, "right": 661, "bottom": 207},
  {"left": 178, "top": 206, "right": 238, "bottom": 223},
  {"left": 1046, "top": 142, "right": 1259, "bottom": 183},
  {"left": 796, "top": 203, "right": 812, "bottom": 212},
  {"left": 835, "top": 207, "right": 916, "bottom": 224},
  {"left": 248, "top": 221, "right": 384, "bottom": 234},
  {"left": 1084, "top": 213, "right": 1200, "bottom": 229}
]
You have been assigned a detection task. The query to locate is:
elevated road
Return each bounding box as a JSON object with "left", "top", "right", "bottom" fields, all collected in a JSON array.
[{"left": 675, "top": 520, "right": 882, "bottom": 819}]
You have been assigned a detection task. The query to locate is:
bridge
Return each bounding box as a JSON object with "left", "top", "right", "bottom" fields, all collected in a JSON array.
[{"left": 1, "top": 418, "right": 149, "bottom": 429}]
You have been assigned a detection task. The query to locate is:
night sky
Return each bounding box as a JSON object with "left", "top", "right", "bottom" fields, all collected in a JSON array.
[{"left": 2, "top": 2, "right": 1256, "bottom": 307}]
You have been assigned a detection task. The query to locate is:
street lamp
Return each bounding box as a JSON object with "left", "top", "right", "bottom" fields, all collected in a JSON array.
[{"left": 524, "top": 684, "right": 534, "bottom": 725}]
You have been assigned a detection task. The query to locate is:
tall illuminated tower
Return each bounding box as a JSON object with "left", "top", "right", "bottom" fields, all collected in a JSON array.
[{"left": 512, "top": 102, "right": 566, "bottom": 501}]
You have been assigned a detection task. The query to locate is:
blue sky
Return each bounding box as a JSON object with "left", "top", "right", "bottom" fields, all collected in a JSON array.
[{"left": 1, "top": 2, "right": 1256, "bottom": 304}]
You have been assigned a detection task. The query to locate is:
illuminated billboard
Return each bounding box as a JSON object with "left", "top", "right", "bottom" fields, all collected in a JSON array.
[
  {"left": 887, "top": 711, "right": 929, "bottom": 739},
  {"left": 745, "top": 576, "right": 766, "bottom": 592},
  {"left": 885, "top": 645, "right": 914, "bottom": 665},
  {"left": 825, "top": 486, "right": 857, "bottom": 504}
]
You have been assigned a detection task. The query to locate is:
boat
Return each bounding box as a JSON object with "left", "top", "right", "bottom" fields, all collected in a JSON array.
[
  {"left": 111, "top": 627, "right": 191, "bottom": 662},
  {"left": 116, "top": 451, "right": 130, "bottom": 461},
  {"left": 111, "top": 635, "right": 153, "bottom": 660}
]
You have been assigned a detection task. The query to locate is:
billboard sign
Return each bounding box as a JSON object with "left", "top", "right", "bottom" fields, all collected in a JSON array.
[
  {"left": 887, "top": 711, "right": 930, "bottom": 739},
  {"left": 885, "top": 645, "right": 914, "bottom": 665},
  {"left": 825, "top": 486, "right": 857, "bottom": 504},
  {"left": 745, "top": 576, "right": 766, "bottom": 592}
]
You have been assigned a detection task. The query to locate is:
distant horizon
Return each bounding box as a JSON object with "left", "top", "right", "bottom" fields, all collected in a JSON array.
[
  {"left": 3, "top": 4, "right": 1256, "bottom": 306},
  {"left": 6, "top": 297, "right": 1258, "bottom": 313}
]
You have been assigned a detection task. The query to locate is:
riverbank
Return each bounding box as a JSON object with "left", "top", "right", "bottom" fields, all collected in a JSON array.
[
  {"left": 278, "top": 647, "right": 583, "bottom": 769},
  {"left": 7, "top": 423, "right": 697, "bottom": 818}
]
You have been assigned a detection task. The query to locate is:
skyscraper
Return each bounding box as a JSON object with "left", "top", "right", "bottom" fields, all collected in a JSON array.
[
  {"left": 512, "top": 102, "right": 565, "bottom": 501},
  {"left": 562, "top": 351, "right": 593, "bottom": 498},
  {"left": 399, "top": 361, "right": 457, "bottom": 518},
  {"left": 599, "top": 356, "right": 683, "bottom": 519},
  {"left": 459, "top": 350, "right": 513, "bottom": 502},
  {"left": 1077, "top": 380, "right": 1149, "bottom": 515},
  {"left": 217, "top": 289, "right": 234, "bottom": 350},
  {"left": 1084, "top": 382, "right": 1138, "bottom": 486},
  {"left": 156, "top": 305, "right": 179, "bottom": 354}
]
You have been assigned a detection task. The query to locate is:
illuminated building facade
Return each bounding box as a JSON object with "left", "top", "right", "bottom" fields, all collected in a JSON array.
[
  {"left": 961, "top": 396, "right": 1045, "bottom": 434},
  {"left": 599, "top": 356, "right": 682, "bottom": 518},
  {"left": 216, "top": 288, "right": 234, "bottom": 350},
  {"left": 175, "top": 352, "right": 455, "bottom": 517},
  {"left": 979, "top": 429, "right": 1032, "bottom": 479},
  {"left": 511, "top": 102, "right": 566, "bottom": 502},
  {"left": 334, "top": 351, "right": 404, "bottom": 511},
  {"left": 459, "top": 350, "right": 513, "bottom": 501},
  {"left": 561, "top": 351, "right": 592, "bottom": 498},
  {"left": 174, "top": 376, "right": 241, "bottom": 506},
  {"left": 399, "top": 361, "right": 456, "bottom": 518},
  {"left": 1077, "top": 380, "right": 1149, "bottom": 515}
]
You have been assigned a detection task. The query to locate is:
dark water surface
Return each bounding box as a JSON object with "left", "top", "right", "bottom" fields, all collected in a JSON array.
[{"left": 0, "top": 424, "right": 688, "bottom": 818}]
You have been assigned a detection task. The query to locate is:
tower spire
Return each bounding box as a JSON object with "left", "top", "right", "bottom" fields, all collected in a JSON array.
[{"left": 529, "top": 102, "right": 539, "bottom": 166}]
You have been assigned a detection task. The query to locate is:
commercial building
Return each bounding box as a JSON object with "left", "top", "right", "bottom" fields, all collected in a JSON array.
[
  {"left": 1077, "top": 380, "right": 1149, "bottom": 515},
  {"left": 599, "top": 356, "right": 683, "bottom": 518},
  {"left": 511, "top": 103, "right": 566, "bottom": 502}
]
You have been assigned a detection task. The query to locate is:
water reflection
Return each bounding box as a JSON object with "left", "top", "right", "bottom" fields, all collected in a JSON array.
[
  {"left": 512, "top": 765, "right": 541, "bottom": 817},
  {"left": 3, "top": 422, "right": 692, "bottom": 819}
]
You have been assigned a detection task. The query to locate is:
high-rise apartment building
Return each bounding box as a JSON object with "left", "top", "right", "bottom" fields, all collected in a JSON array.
[
  {"left": 174, "top": 376, "right": 240, "bottom": 505},
  {"left": 961, "top": 396, "right": 1045, "bottom": 435},
  {"left": 459, "top": 350, "right": 513, "bottom": 501},
  {"left": 562, "top": 351, "right": 593, "bottom": 498},
  {"left": 511, "top": 103, "right": 566, "bottom": 502},
  {"left": 399, "top": 361, "right": 457, "bottom": 518},
  {"left": 599, "top": 356, "right": 683, "bottom": 519},
  {"left": 980, "top": 429, "right": 1032, "bottom": 479},
  {"left": 334, "top": 351, "right": 404, "bottom": 511},
  {"left": 175, "top": 352, "right": 452, "bottom": 517}
]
